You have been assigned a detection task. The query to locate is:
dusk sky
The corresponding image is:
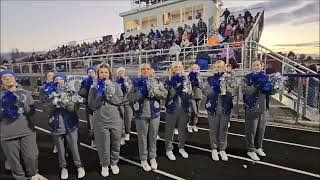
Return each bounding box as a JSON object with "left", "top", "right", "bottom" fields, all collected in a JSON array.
[{"left": 1, "top": 0, "right": 319, "bottom": 54}]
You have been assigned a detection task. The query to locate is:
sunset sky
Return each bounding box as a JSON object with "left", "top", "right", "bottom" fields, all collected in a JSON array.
[{"left": 1, "top": 0, "right": 319, "bottom": 55}]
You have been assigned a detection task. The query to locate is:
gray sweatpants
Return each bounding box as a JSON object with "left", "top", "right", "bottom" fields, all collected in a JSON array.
[
  {"left": 245, "top": 111, "right": 267, "bottom": 152},
  {"left": 1, "top": 133, "right": 39, "bottom": 180},
  {"left": 189, "top": 99, "right": 200, "bottom": 126},
  {"left": 94, "top": 125, "right": 122, "bottom": 167},
  {"left": 122, "top": 104, "right": 133, "bottom": 136},
  {"left": 208, "top": 113, "right": 230, "bottom": 151},
  {"left": 165, "top": 108, "right": 188, "bottom": 151},
  {"left": 53, "top": 130, "right": 82, "bottom": 168},
  {"left": 135, "top": 117, "right": 160, "bottom": 161}
]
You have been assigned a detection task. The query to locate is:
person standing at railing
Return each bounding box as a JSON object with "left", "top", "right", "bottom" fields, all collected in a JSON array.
[
  {"left": 126, "top": 63, "right": 167, "bottom": 171},
  {"left": 197, "top": 19, "right": 207, "bottom": 42},
  {"left": 202, "top": 60, "right": 237, "bottom": 161},
  {"left": 187, "top": 64, "right": 202, "bottom": 133},
  {"left": 42, "top": 72, "right": 85, "bottom": 179},
  {"left": 88, "top": 64, "right": 123, "bottom": 177},
  {"left": 78, "top": 67, "right": 96, "bottom": 147},
  {"left": 115, "top": 67, "right": 133, "bottom": 146},
  {"left": 164, "top": 61, "right": 193, "bottom": 161},
  {"left": 242, "top": 60, "right": 273, "bottom": 161},
  {"left": 221, "top": 8, "right": 230, "bottom": 24}
]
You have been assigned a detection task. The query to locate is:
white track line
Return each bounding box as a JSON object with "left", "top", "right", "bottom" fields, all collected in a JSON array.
[
  {"left": 33, "top": 99, "right": 319, "bottom": 133},
  {"left": 34, "top": 109, "right": 320, "bottom": 178},
  {"left": 160, "top": 121, "right": 320, "bottom": 151},
  {"left": 128, "top": 132, "right": 320, "bottom": 179},
  {"left": 35, "top": 109, "right": 320, "bottom": 150},
  {"left": 34, "top": 126, "right": 186, "bottom": 180}
]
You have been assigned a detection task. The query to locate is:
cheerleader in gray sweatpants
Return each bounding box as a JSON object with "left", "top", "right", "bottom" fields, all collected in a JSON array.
[
  {"left": 202, "top": 60, "right": 238, "bottom": 161},
  {"left": 242, "top": 60, "right": 273, "bottom": 161},
  {"left": 39, "top": 71, "right": 58, "bottom": 153},
  {"left": 115, "top": 67, "right": 133, "bottom": 145},
  {"left": 0, "top": 70, "right": 45, "bottom": 180},
  {"left": 165, "top": 61, "right": 193, "bottom": 160},
  {"left": 127, "top": 63, "right": 167, "bottom": 171},
  {"left": 42, "top": 72, "right": 85, "bottom": 180},
  {"left": 88, "top": 63, "right": 123, "bottom": 177},
  {"left": 187, "top": 64, "right": 203, "bottom": 133},
  {"left": 78, "top": 67, "right": 96, "bottom": 147}
]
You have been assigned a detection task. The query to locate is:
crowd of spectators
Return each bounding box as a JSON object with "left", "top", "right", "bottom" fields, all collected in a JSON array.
[{"left": 9, "top": 8, "right": 262, "bottom": 72}]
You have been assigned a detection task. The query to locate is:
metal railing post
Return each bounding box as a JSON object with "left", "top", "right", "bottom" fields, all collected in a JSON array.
[
  {"left": 241, "top": 43, "right": 245, "bottom": 70},
  {"left": 53, "top": 62, "right": 57, "bottom": 72},
  {"left": 41, "top": 63, "right": 44, "bottom": 74},
  {"left": 226, "top": 46, "right": 229, "bottom": 65},
  {"left": 69, "top": 60, "right": 72, "bottom": 73},
  {"left": 249, "top": 39, "right": 252, "bottom": 67},
  {"left": 303, "top": 77, "right": 309, "bottom": 116},
  {"left": 138, "top": 54, "right": 142, "bottom": 67},
  {"left": 296, "top": 79, "right": 302, "bottom": 124}
]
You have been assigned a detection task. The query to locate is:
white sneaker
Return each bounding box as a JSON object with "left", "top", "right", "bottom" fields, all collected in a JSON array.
[
  {"left": 247, "top": 152, "right": 260, "bottom": 161},
  {"left": 53, "top": 145, "right": 58, "bottom": 154},
  {"left": 91, "top": 140, "right": 96, "bottom": 148},
  {"left": 178, "top": 149, "right": 189, "bottom": 158},
  {"left": 156, "top": 135, "right": 160, "bottom": 140},
  {"left": 150, "top": 158, "right": 158, "bottom": 170},
  {"left": 187, "top": 123, "right": 193, "bottom": 133},
  {"left": 191, "top": 125, "right": 198, "bottom": 132},
  {"left": 141, "top": 161, "right": 151, "bottom": 171},
  {"left": 120, "top": 138, "right": 126, "bottom": 145},
  {"left": 211, "top": 149, "right": 219, "bottom": 161},
  {"left": 101, "top": 166, "right": 109, "bottom": 177},
  {"left": 174, "top": 128, "right": 179, "bottom": 135},
  {"left": 255, "top": 148, "right": 266, "bottom": 157},
  {"left": 166, "top": 151, "right": 176, "bottom": 161},
  {"left": 125, "top": 133, "right": 130, "bottom": 141},
  {"left": 228, "top": 122, "right": 230, "bottom": 128},
  {"left": 60, "top": 168, "right": 68, "bottom": 180},
  {"left": 219, "top": 151, "right": 228, "bottom": 161},
  {"left": 30, "top": 173, "right": 48, "bottom": 180},
  {"left": 110, "top": 165, "right": 120, "bottom": 174},
  {"left": 77, "top": 167, "right": 85, "bottom": 178},
  {"left": 4, "top": 160, "right": 11, "bottom": 170}
]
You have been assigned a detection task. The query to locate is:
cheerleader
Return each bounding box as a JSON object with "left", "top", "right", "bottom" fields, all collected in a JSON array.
[
  {"left": 187, "top": 64, "right": 202, "bottom": 133},
  {"left": 115, "top": 67, "right": 133, "bottom": 145},
  {"left": 0, "top": 70, "right": 44, "bottom": 180},
  {"left": 165, "top": 61, "right": 193, "bottom": 160},
  {"left": 78, "top": 67, "right": 96, "bottom": 147},
  {"left": 127, "top": 63, "right": 167, "bottom": 171},
  {"left": 42, "top": 72, "right": 85, "bottom": 179},
  {"left": 202, "top": 60, "right": 237, "bottom": 161},
  {"left": 39, "top": 71, "right": 58, "bottom": 153},
  {"left": 0, "top": 66, "right": 11, "bottom": 172},
  {"left": 242, "top": 60, "right": 273, "bottom": 161},
  {"left": 88, "top": 63, "right": 123, "bottom": 177}
]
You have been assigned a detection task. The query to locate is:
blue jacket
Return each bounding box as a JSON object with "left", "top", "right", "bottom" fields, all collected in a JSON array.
[
  {"left": 49, "top": 109, "right": 79, "bottom": 133},
  {"left": 205, "top": 74, "right": 233, "bottom": 115},
  {"left": 165, "top": 75, "right": 192, "bottom": 113}
]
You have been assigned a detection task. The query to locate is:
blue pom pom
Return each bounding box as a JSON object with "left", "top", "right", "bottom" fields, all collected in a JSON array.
[
  {"left": 44, "top": 82, "right": 57, "bottom": 96},
  {"left": 134, "top": 77, "right": 148, "bottom": 97},
  {"left": 1, "top": 91, "right": 19, "bottom": 120},
  {"left": 208, "top": 72, "right": 224, "bottom": 94},
  {"left": 189, "top": 72, "right": 199, "bottom": 87},
  {"left": 116, "top": 77, "right": 126, "bottom": 94},
  {"left": 81, "top": 76, "right": 93, "bottom": 89},
  {"left": 96, "top": 79, "right": 106, "bottom": 96}
]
